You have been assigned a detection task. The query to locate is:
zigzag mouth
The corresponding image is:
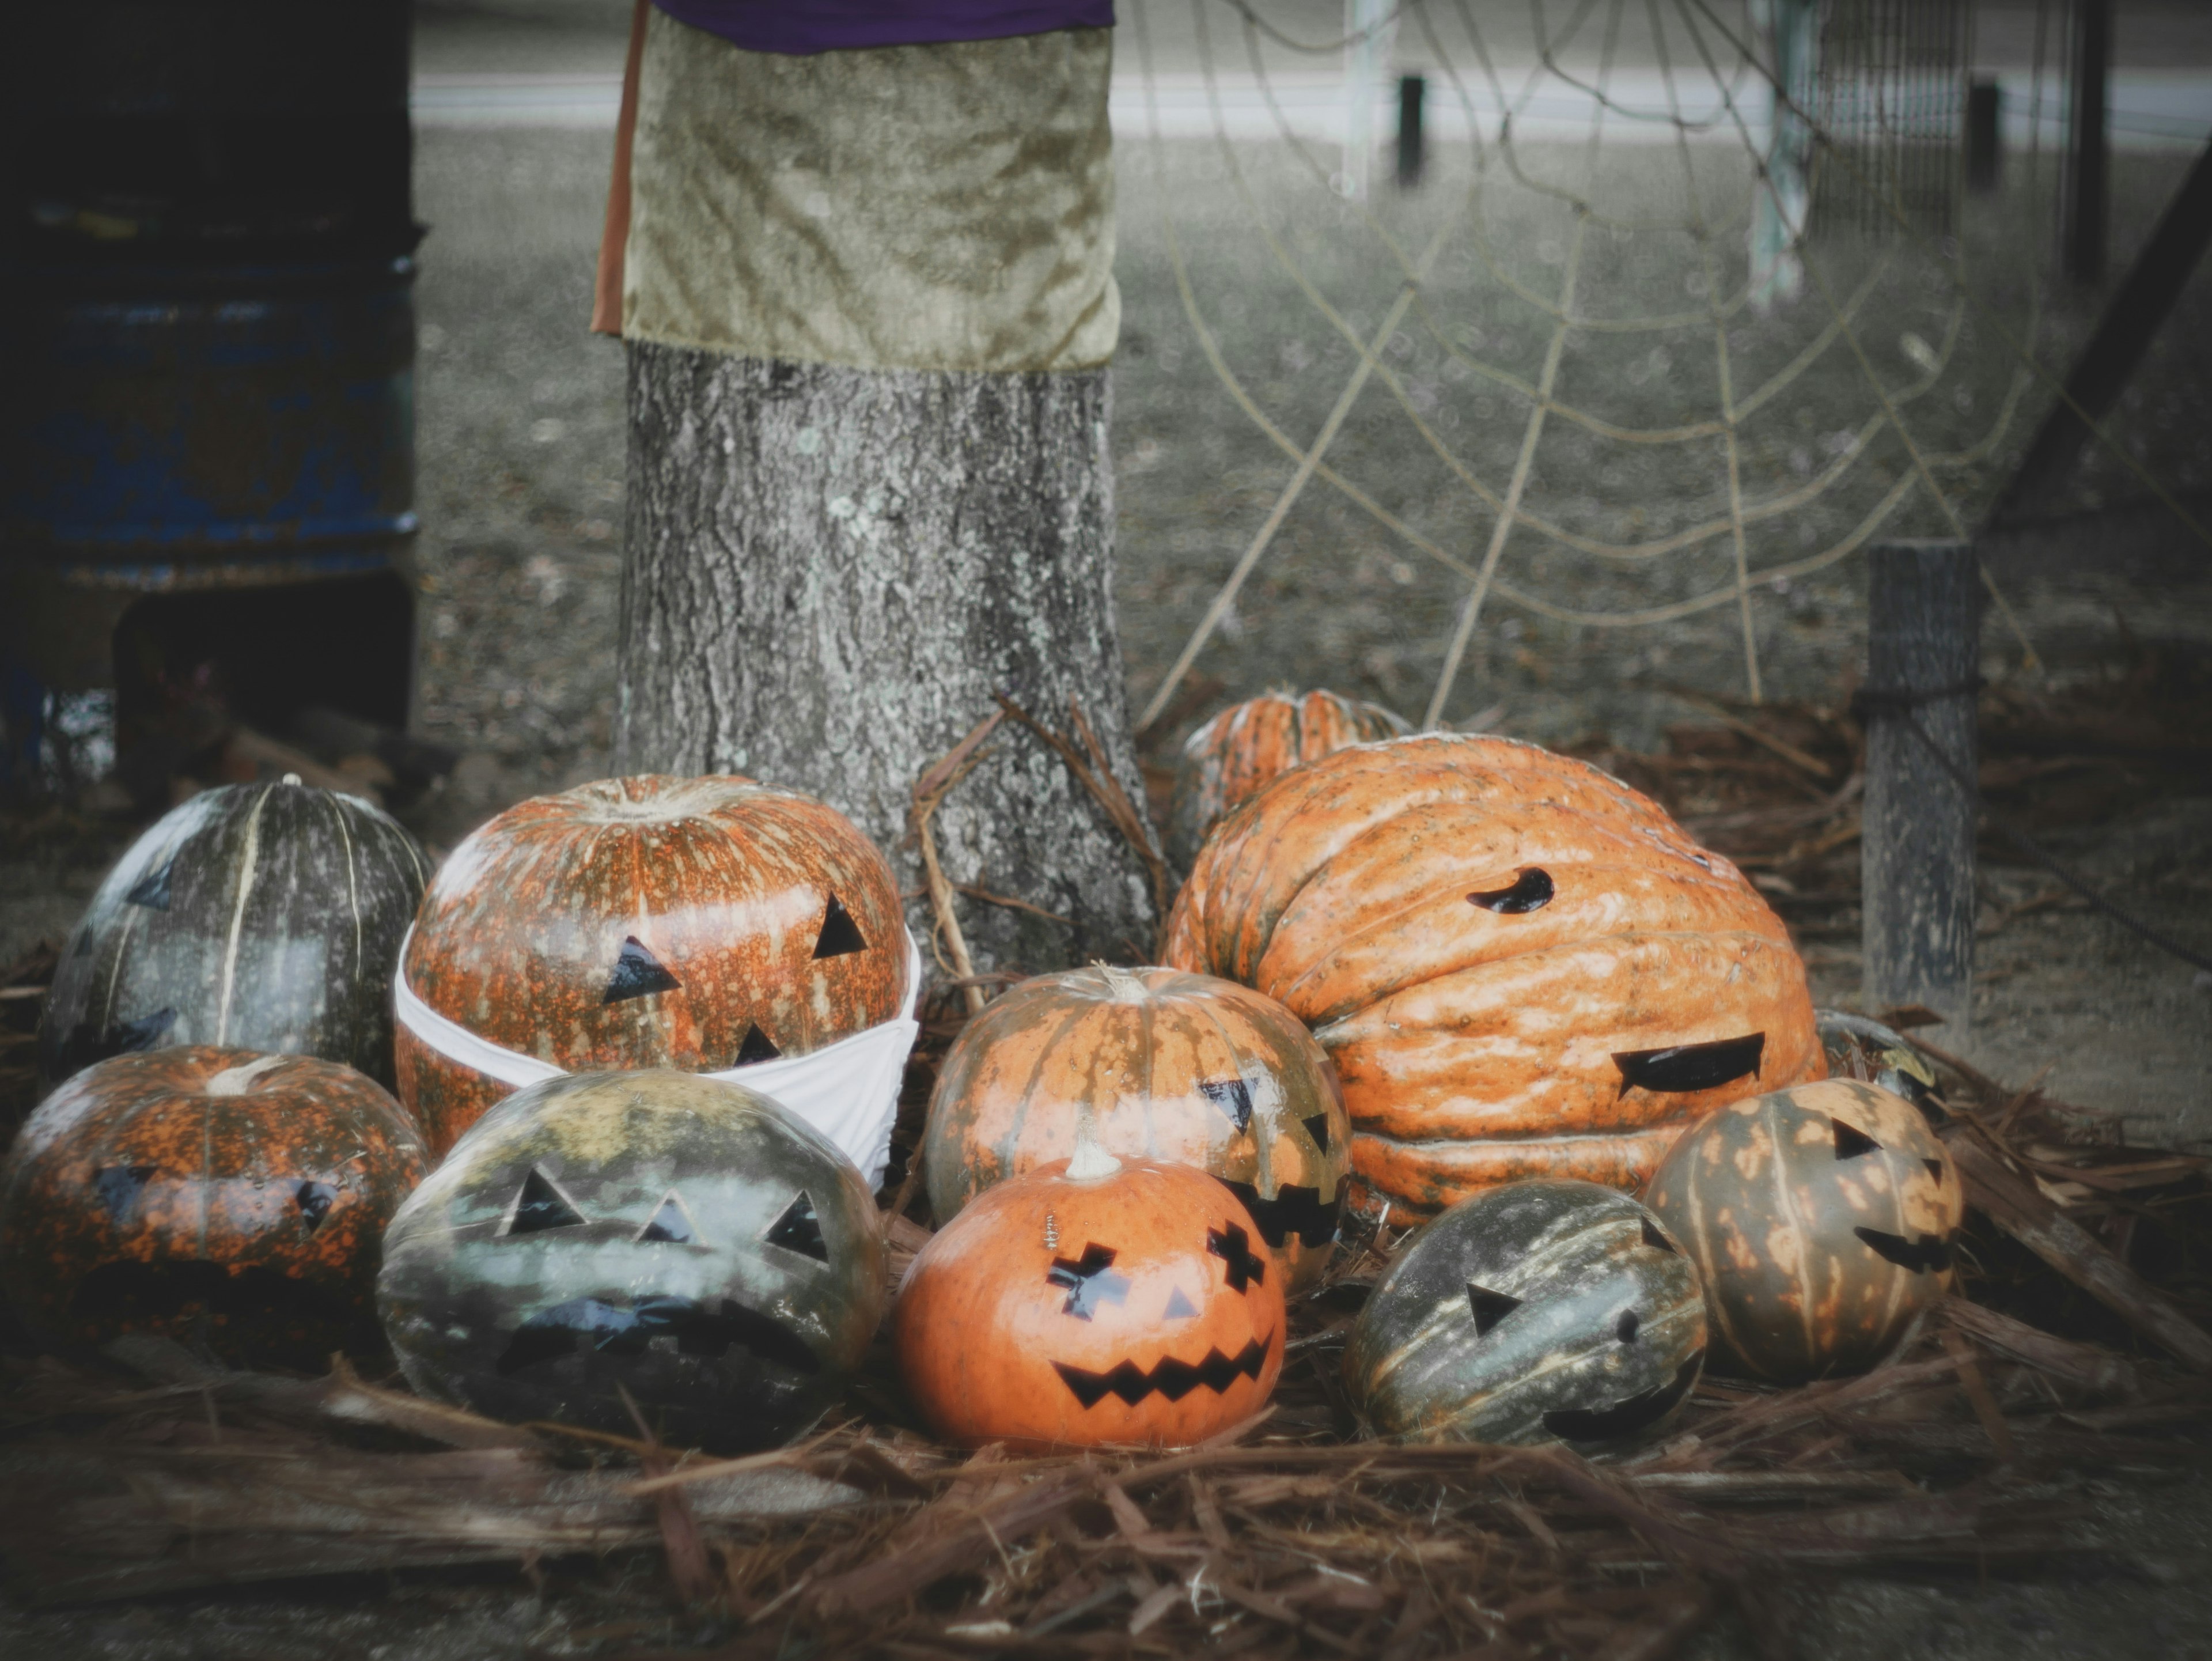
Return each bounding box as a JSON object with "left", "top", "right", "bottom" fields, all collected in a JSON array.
[
  {"left": 1052, "top": 1332, "right": 1273, "bottom": 1409},
  {"left": 496, "top": 1293, "right": 819, "bottom": 1376},
  {"left": 1214, "top": 1176, "right": 1341, "bottom": 1250}
]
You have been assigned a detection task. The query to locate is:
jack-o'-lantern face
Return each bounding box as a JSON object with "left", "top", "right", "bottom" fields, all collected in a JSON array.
[
  {"left": 1346, "top": 1181, "right": 1706, "bottom": 1446},
  {"left": 0, "top": 1048, "right": 427, "bottom": 1371},
  {"left": 1643, "top": 1079, "right": 1962, "bottom": 1383},
  {"left": 923, "top": 965, "right": 1349, "bottom": 1292},
  {"left": 896, "top": 1152, "right": 1287, "bottom": 1450},
  {"left": 378, "top": 1070, "right": 885, "bottom": 1452}
]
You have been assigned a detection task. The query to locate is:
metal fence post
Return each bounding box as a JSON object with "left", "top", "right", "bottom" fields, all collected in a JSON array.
[
  {"left": 1862, "top": 542, "right": 1981, "bottom": 1034},
  {"left": 1397, "top": 75, "right": 1426, "bottom": 188}
]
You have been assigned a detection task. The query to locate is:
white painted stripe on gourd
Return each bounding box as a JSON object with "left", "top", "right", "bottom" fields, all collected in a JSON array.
[
  {"left": 392, "top": 925, "right": 925, "bottom": 1189},
  {"left": 215, "top": 785, "right": 270, "bottom": 1045}
]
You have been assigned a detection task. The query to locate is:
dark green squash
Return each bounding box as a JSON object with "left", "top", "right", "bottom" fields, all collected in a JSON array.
[
  {"left": 0, "top": 1046, "right": 429, "bottom": 1369},
  {"left": 39, "top": 779, "right": 431, "bottom": 1089},
  {"left": 1643, "top": 1079, "right": 1961, "bottom": 1383},
  {"left": 1815, "top": 1009, "right": 1949, "bottom": 1122},
  {"left": 1344, "top": 1180, "right": 1705, "bottom": 1446},
  {"left": 377, "top": 1069, "right": 886, "bottom": 1452}
]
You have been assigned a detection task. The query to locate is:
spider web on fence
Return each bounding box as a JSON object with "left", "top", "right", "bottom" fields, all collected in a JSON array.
[{"left": 1127, "top": 0, "right": 2207, "bottom": 735}]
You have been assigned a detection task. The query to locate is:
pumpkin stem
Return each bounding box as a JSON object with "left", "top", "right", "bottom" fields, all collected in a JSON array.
[
  {"left": 1065, "top": 1137, "right": 1123, "bottom": 1182},
  {"left": 1091, "top": 961, "right": 1151, "bottom": 1003}
]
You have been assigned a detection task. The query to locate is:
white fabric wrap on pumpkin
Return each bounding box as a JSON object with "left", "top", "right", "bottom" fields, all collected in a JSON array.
[{"left": 391, "top": 926, "right": 921, "bottom": 1189}]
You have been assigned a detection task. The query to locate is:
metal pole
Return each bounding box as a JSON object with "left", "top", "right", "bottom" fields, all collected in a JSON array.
[
  {"left": 1397, "top": 74, "right": 1426, "bottom": 188},
  {"left": 1966, "top": 78, "right": 2000, "bottom": 193},
  {"left": 2066, "top": 0, "right": 2110, "bottom": 281},
  {"left": 1861, "top": 542, "right": 1980, "bottom": 1034}
]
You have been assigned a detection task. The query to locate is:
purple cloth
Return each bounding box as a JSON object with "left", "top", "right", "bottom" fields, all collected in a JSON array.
[{"left": 651, "top": 1, "right": 1113, "bottom": 55}]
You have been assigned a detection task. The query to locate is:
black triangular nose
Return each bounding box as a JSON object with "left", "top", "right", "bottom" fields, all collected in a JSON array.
[
  {"left": 735, "top": 1023, "right": 781, "bottom": 1065},
  {"left": 812, "top": 894, "right": 868, "bottom": 959},
  {"left": 603, "top": 936, "right": 681, "bottom": 1003},
  {"left": 637, "top": 1195, "right": 695, "bottom": 1243}
]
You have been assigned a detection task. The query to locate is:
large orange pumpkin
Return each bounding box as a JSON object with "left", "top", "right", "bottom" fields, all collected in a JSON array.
[
  {"left": 1167, "top": 688, "right": 1410, "bottom": 869},
  {"left": 921, "top": 964, "right": 1349, "bottom": 1291},
  {"left": 1165, "top": 735, "right": 1823, "bottom": 1217},
  {"left": 896, "top": 1147, "right": 1286, "bottom": 1450},
  {"left": 396, "top": 774, "right": 910, "bottom": 1156},
  {"left": 0, "top": 1047, "right": 428, "bottom": 1369}
]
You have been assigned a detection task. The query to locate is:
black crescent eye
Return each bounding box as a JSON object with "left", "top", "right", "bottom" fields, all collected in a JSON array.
[{"left": 1468, "top": 868, "right": 1554, "bottom": 914}]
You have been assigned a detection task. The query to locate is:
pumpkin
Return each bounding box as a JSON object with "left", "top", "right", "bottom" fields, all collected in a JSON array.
[
  {"left": 395, "top": 774, "right": 910, "bottom": 1156},
  {"left": 1816, "top": 1009, "right": 1948, "bottom": 1122},
  {"left": 921, "top": 963, "right": 1349, "bottom": 1292},
  {"left": 1344, "top": 1179, "right": 1706, "bottom": 1446},
  {"left": 39, "top": 778, "right": 430, "bottom": 1089},
  {"left": 1164, "top": 734, "right": 1824, "bottom": 1217},
  {"left": 378, "top": 1069, "right": 885, "bottom": 1452},
  {"left": 896, "top": 1144, "right": 1286, "bottom": 1450},
  {"left": 0, "top": 1046, "right": 428, "bottom": 1369},
  {"left": 1642, "top": 1079, "right": 1963, "bottom": 1382},
  {"left": 1166, "top": 688, "right": 1410, "bottom": 870}
]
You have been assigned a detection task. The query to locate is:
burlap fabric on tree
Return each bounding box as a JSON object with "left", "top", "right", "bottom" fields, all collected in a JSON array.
[{"left": 606, "top": 9, "right": 1117, "bottom": 373}]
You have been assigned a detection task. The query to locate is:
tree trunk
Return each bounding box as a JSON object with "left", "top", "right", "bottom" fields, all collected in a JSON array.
[{"left": 616, "top": 340, "right": 1157, "bottom": 975}]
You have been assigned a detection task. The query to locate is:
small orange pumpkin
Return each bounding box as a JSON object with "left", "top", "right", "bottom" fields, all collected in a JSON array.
[
  {"left": 396, "top": 774, "right": 908, "bottom": 1154},
  {"left": 1165, "top": 735, "right": 1823, "bottom": 1217},
  {"left": 1166, "top": 688, "right": 1409, "bottom": 869},
  {"left": 896, "top": 1145, "right": 1286, "bottom": 1450},
  {"left": 921, "top": 964, "right": 1349, "bottom": 1291}
]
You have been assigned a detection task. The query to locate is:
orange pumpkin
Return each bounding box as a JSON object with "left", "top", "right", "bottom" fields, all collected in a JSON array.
[
  {"left": 1167, "top": 688, "right": 1409, "bottom": 869},
  {"left": 396, "top": 775, "right": 908, "bottom": 1155},
  {"left": 896, "top": 1146, "right": 1286, "bottom": 1450},
  {"left": 0, "top": 1047, "right": 429, "bottom": 1369},
  {"left": 921, "top": 964, "right": 1349, "bottom": 1291},
  {"left": 1164, "top": 735, "right": 1823, "bottom": 1217}
]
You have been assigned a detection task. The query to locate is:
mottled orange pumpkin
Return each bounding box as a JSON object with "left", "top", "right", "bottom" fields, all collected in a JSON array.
[
  {"left": 1643, "top": 1079, "right": 1963, "bottom": 1382},
  {"left": 0, "top": 1047, "right": 429, "bottom": 1369},
  {"left": 1167, "top": 688, "right": 1410, "bottom": 869},
  {"left": 923, "top": 964, "right": 1348, "bottom": 1291},
  {"left": 896, "top": 1148, "right": 1286, "bottom": 1450},
  {"left": 1164, "top": 735, "right": 1823, "bottom": 1217},
  {"left": 396, "top": 775, "right": 908, "bottom": 1155}
]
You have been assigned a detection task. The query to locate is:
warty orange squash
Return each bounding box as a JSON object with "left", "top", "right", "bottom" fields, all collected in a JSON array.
[
  {"left": 1166, "top": 688, "right": 1409, "bottom": 870},
  {"left": 921, "top": 963, "right": 1348, "bottom": 1292},
  {"left": 1164, "top": 734, "right": 1823, "bottom": 1217}
]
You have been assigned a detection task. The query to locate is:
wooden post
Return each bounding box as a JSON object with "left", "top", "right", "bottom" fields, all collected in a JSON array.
[
  {"left": 2066, "top": 0, "right": 2110, "bottom": 281},
  {"left": 1397, "top": 74, "right": 1426, "bottom": 188},
  {"left": 1862, "top": 542, "right": 1980, "bottom": 1034},
  {"left": 1965, "top": 78, "right": 2000, "bottom": 194}
]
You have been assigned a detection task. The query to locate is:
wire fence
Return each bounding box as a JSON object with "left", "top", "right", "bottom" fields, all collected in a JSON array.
[{"left": 1126, "top": 0, "right": 2207, "bottom": 735}]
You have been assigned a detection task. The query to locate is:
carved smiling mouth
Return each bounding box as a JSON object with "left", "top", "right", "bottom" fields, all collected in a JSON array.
[
  {"left": 1052, "top": 1333, "right": 1273, "bottom": 1408},
  {"left": 496, "top": 1293, "right": 819, "bottom": 1376},
  {"left": 1540, "top": 1353, "right": 1703, "bottom": 1441},
  {"left": 1213, "top": 1178, "right": 1340, "bottom": 1250}
]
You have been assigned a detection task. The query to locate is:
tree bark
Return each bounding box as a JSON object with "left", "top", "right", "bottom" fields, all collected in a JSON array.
[{"left": 616, "top": 340, "right": 1156, "bottom": 974}]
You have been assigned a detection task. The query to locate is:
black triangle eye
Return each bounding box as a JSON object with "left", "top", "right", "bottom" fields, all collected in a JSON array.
[
  {"left": 114, "top": 1008, "right": 177, "bottom": 1054},
  {"left": 1163, "top": 1287, "right": 1199, "bottom": 1319},
  {"left": 294, "top": 1182, "right": 337, "bottom": 1231},
  {"left": 1199, "top": 1078, "right": 1253, "bottom": 1133},
  {"left": 126, "top": 854, "right": 177, "bottom": 910},
  {"left": 812, "top": 895, "right": 868, "bottom": 959},
  {"left": 1832, "top": 1119, "right": 1882, "bottom": 1160},
  {"left": 1924, "top": 1157, "right": 1945, "bottom": 1184},
  {"left": 1469, "top": 1285, "right": 1522, "bottom": 1334},
  {"left": 1641, "top": 1217, "right": 1677, "bottom": 1255},
  {"left": 1616, "top": 1309, "right": 1641, "bottom": 1343},
  {"left": 94, "top": 1164, "right": 159, "bottom": 1223},
  {"left": 735, "top": 1023, "right": 781, "bottom": 1065},
  {"left": 1302, "top": 1113, "right": 1331, "bottom": 1152},
  {"left": 636, "top": 1193, "right": 697, "bottom": 1244},
  {"left": 766, "top": 1191, "right": 829, "bottom": 1262},
  {"left": 506, "top": 1168, "right": 585, "bottom": 1235},
  {"left": 603, "top": 936, "right": 680, "bottom": 1004}
]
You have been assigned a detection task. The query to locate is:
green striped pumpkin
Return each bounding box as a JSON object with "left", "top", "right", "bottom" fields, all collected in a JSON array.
[
  {"left": 40, "top": 781, "right": 431, "bottom": 1090},
  {"left": 1344, "top": 1180, "right": 1705, "bottom": 1446},
  {"left": 1643, "top": 1080, "right": 1962, "bottom": 1382}
]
